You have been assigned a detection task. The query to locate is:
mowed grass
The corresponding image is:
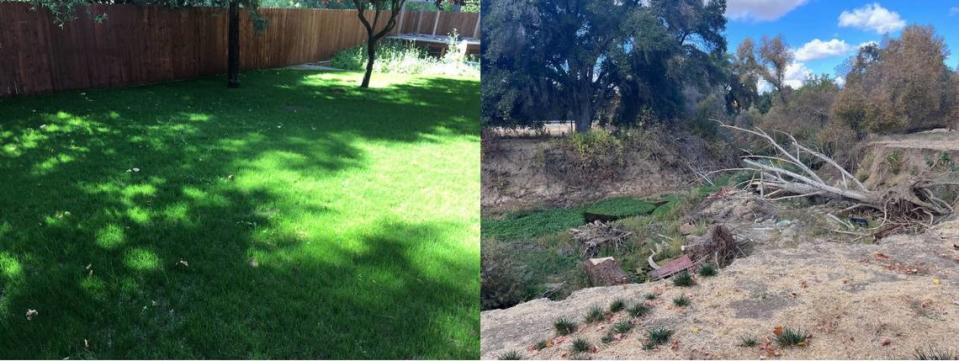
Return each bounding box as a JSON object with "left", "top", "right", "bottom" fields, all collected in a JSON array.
[{"left": 0, "top": 70, "right": 480, "bottom": 358}]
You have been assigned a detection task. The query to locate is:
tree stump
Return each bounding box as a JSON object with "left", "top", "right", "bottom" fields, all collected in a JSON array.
[{"left": 584, "top": 257, "right": 630, "bottom": 286}]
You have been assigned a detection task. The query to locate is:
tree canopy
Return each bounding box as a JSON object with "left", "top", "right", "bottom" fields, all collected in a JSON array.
[{"left": 483, "top": 0, "right": 728, "bottom": 132}]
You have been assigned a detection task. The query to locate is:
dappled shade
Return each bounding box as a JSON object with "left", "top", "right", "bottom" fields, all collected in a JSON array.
[{"left": 0, "top": 70, "right": 480, "bottom": 358}]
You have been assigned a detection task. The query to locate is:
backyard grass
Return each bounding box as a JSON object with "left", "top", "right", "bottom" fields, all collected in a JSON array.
[{"left": 0, "top": 70, "right": 480, "bottom": 358}]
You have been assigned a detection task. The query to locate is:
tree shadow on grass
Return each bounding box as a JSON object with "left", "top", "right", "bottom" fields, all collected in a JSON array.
[{"left": 0, "top": 70, "right": 479, "bottom": 358}]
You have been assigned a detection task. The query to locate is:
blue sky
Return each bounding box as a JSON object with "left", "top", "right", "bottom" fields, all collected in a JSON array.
[{"left": 723, "top": 0, "right": 959, "bottom": 87}]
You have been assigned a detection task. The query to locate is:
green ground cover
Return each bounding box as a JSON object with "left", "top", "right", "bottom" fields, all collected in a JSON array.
[{"left": 0, "top": 70, "right": 479, "bottom": 358}]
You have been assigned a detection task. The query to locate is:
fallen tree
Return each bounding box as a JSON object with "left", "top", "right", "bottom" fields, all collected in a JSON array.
[{"left": 718, "top": 122, "right": 956, "bottom": 228}]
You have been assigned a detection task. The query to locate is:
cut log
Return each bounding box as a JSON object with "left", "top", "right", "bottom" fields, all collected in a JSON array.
[
  {"left": 584, "top": 257, "right": 630, "bottom": 286},
  {"left": 683, "top": 224, "right": 737, "bottom": 267}
]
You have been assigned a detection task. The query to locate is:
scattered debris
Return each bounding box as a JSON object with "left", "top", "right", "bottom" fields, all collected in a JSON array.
[
  {"left": 683, "top": 224, "right": 741, "bottom": 267},
  {"left": 569, "top": 221, "right": 632, "bottom": 258},
  {"left": 648, "top": 255, "right": 694, "bottom": 280},
  {"left": 25, "top": 309, "right": 37, "bottom": 320},
  {"left": 584, "top": 257, "right": 630, "bottom": 286}
]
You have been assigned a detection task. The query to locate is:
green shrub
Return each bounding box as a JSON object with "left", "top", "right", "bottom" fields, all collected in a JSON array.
[
  {"left": 481, "top": 239, "right": 527, "bottom": 309},
  {"left": 643, "top": 327, "right": 673, "bottom": 349},
  {"left": 738, "top": 336, "right": 758, "bottom": 347},
  {"left": 609, "top": 298, "right": 626, "bottom": 313},
  {"left": 554, "top": 317, "right": 577, "bottom": 336},
  {"left": 585, "top": 306, "right": 606, "bottom": 323},
  {"left": 613, "top": 320, "right": 633, "bottom": 334},
  {"left": 628, "top": 304, "right": 651, "bottom": 317},
  {"left": 698, "top": 263, "right": 717, "bottom": 277},
  {"left": 534, "top": 340, "right": 548, "bottom": 350},
  {"left": 672, "top": 271, "right": 695, "bottom": 287},
  {"left": 600, "top": 332, "right": 614, "bottom": 344},
  {"left": 775, "top": 327, "right": 810, "bottom": 347},
  {"left": 571, "top": 338, "right": 592, "bottom": 353},
  {"left": 330, "top": 37, "right": 478, "bottom": 77},
  {"left": 673, "top": 295, "right": 690, "bottom": 307}
]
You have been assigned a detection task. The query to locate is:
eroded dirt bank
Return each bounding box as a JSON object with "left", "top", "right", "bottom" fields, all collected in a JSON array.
[{"left": 481, "top": 215, "right": 959, "bottom": 360}]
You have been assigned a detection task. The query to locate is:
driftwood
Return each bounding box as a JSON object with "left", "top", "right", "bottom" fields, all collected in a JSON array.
[
  {"left": 719, "top": 122, "right": 955, "bottom": 226},
  {"left": 584, "top": 257, "right": 630, "bottom": 286},
  {"left": 569, "top": 221, "right": 633, "bottom": 258}
]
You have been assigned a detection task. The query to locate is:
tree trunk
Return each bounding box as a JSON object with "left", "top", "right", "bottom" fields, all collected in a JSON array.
[
  {"left": 361, "top": 39, "right": 376, "bottom": 88},
  {"left": 574, "top": 103, "right": 592, "bottom": 133},
  {"left": 227, "top": 0, "right": 240, "bottom": 88}
]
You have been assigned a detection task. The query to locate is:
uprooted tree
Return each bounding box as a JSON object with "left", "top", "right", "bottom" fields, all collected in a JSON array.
[
  {"left": 352, "top": 0, "right": 406, "bottom": 88},
  {"left": 721, "top": 122, "right": 956, "bottom": 227}
]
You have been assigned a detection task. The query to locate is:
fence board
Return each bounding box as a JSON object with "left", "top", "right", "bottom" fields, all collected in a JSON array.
[{"left": 0, "top": 3, "right": 477, "bottom": 97}]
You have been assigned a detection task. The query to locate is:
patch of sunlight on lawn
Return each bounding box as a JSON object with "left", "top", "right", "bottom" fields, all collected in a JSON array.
[{"left": 123, "top": 247, "right": 161, "bottom": 271}]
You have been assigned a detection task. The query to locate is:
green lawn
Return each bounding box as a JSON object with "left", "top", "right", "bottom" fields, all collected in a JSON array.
[{"left": 0, "top": 71, "right": 480, "bottom": 358}]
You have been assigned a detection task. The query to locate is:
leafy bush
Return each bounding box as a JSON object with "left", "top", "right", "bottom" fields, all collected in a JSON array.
[
  {"left": 481, "top": 239, "right": 527, "bottom": 310},
  {"left": 330, "top": 36, "right": 478, "bottom": 77}
]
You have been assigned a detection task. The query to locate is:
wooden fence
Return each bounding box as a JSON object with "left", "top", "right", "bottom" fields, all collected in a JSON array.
[{"left": 0, "top": 3, "right": 479, "bottom": 97}]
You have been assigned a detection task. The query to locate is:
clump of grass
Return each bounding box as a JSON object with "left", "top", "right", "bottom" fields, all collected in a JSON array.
[
  {"left": 499, "top": 350, "right": 523, "bottom": 360},
  {"left": 643, "top": 327, "right": 673, "bottom": 350},
  {"left": 609, "top": 298, "right": 626, "bottom": 313},
  {"left": 628, "top": 304, "right": 651, "bottom": 317},
  {"left": 673, "top": 295, "right": 691, "bottom": 307},
  {"left": 644, "top": 293, "right": 657, "bottom": 300},
  {"left": 554, "top": 317, "right": 577, "bottom": 336},
  {"left": 672, "top": 271, "right": 695, "bottom": 287},
  {"left": 913, "top": 347, "right": 959, "bottom": 360},
  {"left": 738, "top": 336, "right": 758, "bottom": 347},
  {"left": 585, "top": 305, "right": 606, "bottom": 323},
  {"left": 613, "top": 320, "right": 633, "bottom": 334},
  {"left": 600, "top": 332, "right": 614, "bottom": 344},
  {"left": 571, "top": 338, "right": 592, "bottom": 353},
  {"left": 698, "top": 263, "right": 717, "bottom": 277},
  {"left": 534, "top": 340, "right": 548, "bottom": 350},
  {"left": 775, "top": 327, "right": 810, "bottom": 348}
]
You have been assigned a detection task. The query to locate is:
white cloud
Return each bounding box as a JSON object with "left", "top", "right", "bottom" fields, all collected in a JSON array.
[
  {"left": 784, "top": 62, "right": 812, "bottom": 88},
  {"left": 835, "top": 76, "right": 846, "bottom": 87},
  {"left": 838, "top": 3, "right": 906, "bottom": 34},
  {"left": 725, "top": 0, "right": 808, "bottom": 22},
  {"left": 859, "top": 40, "right": 879, "bottom": 48},
  {"left": 793, "top": 39, "right": 852, "bottom": 61}
]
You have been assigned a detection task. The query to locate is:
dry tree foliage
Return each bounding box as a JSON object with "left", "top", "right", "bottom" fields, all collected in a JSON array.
[{"left": 719, "top": 122, "right": 956, "bottom": 233}]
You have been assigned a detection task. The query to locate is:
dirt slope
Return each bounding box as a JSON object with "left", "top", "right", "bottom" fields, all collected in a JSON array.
[
  {"left": 481, "top": 217, "right": 959, "bottom": 359},
  {"left": 482, "top": 133, "right": 729, "bottom": 214}
]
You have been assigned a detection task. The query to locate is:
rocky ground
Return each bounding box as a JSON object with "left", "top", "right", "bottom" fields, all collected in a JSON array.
[{"left": 481, "top": 192, "right": 959, "bottom": 359}]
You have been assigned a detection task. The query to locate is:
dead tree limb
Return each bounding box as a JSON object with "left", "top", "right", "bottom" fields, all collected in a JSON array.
[{"left": 717, "top": 121, "right": 954, "bottom": 222}]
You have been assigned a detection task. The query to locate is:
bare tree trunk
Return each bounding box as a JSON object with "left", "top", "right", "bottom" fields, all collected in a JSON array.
[
  {"left": 574, "top": 97, "right": 592, "bottom": 133},
  {"left": 227, "top": 0, "right": 240, "bottom": 88},
  {"left": 361, "top": 39, "right": 376, "bottom": 88}
]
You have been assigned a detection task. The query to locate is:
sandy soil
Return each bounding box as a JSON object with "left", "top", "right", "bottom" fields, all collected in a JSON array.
[{"left": 481, "top": 214, "right": 959, "bottom": 360}]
